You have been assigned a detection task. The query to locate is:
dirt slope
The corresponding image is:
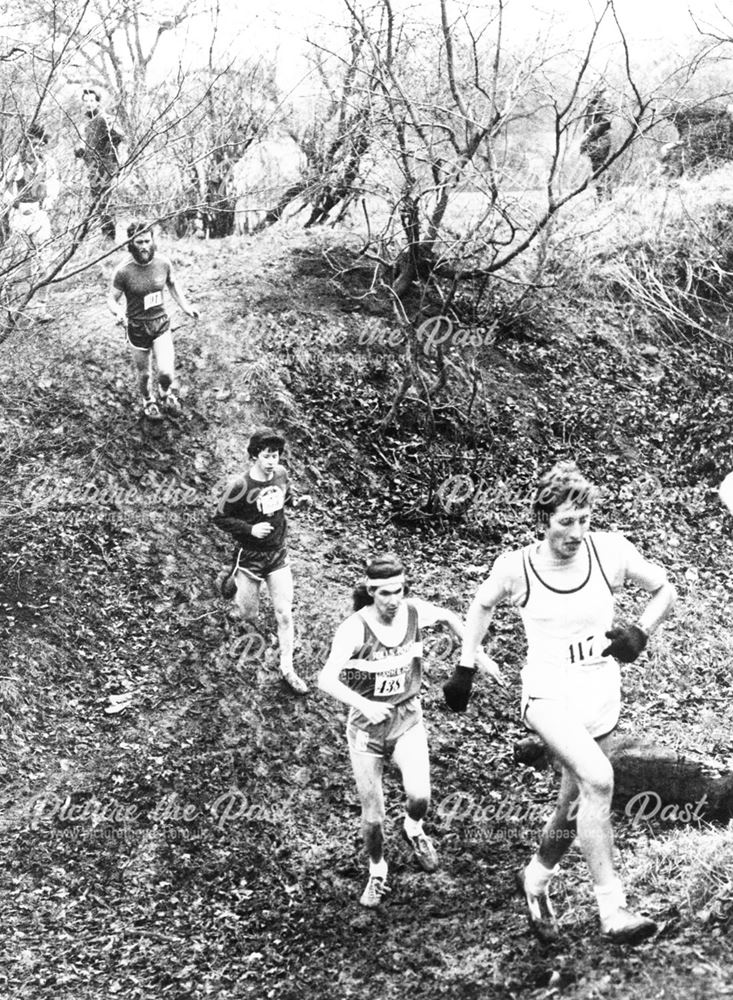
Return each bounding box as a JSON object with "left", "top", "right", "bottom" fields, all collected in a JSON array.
[{"left": 0, "top": 227, "right": 732, "bottom": 999}]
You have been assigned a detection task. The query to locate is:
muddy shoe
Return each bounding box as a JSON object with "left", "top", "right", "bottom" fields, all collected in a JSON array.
[
  {"left": 281, "top": 669, "right": 308, "bottom": 694},
  {"left": 359, "top": 874, "right": 390, "bottom": 908},
  {"left": 516, "top": 868, "right": 560, "bottom": 944},
  {"left": 217, "top": 570, "right": 237, "bottom": 599},
  {"left": 601, "top": 908, "right": 657, "bottom": 945},
  {"left": 402, "top": 828, "right": 439, "bottom": 872},
  {"left": 161, "top": 391, "right": 181, "bottom": 415},
  {"left": 143, "top": 398, "right": 163, "bottom": 422}
]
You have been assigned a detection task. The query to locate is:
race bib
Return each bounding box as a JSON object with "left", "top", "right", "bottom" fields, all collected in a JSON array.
[
  {"left": 567, "top": 635, "right": 604, "bottom": 666},
  {"left": 143, "top": 290, "right": 164, "bottom": 310},
  {"left": 256, "top": 485, "right": 285, "bottom": 516},
  {"left": 373, "top": 670, "right": 406, "bottom": 697}
]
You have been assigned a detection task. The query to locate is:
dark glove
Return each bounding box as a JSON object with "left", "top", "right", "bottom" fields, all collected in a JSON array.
[
  {"left": 443, "top": 666, "right": 476, "bottom": 712},
  {"left": 602, "top": 625, "right": 648, "bottom": 663}
]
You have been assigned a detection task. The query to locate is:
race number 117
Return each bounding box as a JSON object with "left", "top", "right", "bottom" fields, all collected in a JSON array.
[{"left": 568, "top": 636, "right": 595, "bottom": 664}]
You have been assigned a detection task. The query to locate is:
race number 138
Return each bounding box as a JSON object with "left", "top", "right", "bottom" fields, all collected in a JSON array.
[{"left": 373, "top": 673, "right": 406, "bottom": 697}]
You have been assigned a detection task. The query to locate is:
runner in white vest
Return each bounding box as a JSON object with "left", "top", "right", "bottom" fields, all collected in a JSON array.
[{"left": 445, "top": 461, "right": 676, "bottom": 944}]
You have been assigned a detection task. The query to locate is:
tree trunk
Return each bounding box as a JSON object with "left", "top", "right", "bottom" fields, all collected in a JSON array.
[
  {"left": 514, "top": 735, "right": 733, "bottom": 821},
  {"left": 251, "top": 181, "right": 310, "bottom": 234}
]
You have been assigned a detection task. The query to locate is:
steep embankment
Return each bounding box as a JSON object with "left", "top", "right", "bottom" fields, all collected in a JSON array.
[{"left": 1, "top": 226, "right": 732, "bottom": 999}]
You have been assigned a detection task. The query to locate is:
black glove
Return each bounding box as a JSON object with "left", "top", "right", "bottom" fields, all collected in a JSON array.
[
  {"left": 602, "top": 625, "right": 648, "bottom": 663},
  {"left": 443, "top": 666, "right": 476, "bottom": 712}
]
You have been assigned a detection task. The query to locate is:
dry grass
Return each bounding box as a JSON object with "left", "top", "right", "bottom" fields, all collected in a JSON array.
[{"left": 627, "top": 823, "right": 733, "bottom": 921}]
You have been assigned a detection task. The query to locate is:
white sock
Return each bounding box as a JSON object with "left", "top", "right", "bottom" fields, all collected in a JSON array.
[
  {"left": 403, "top": 815, "right": 423, "bottom": 838},
  {"left": 524, "top": 854, "right": 556, "bottom": 894},
  {"left": 369, "top": 858, "right": 388, "bottom": 878},
  {"left": 594, "top": 878, "right": 626, "bottom": 923}
]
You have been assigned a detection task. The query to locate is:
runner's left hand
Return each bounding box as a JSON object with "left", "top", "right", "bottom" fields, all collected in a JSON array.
[{"left": 602, "top": 624, "right": 648, "bottom": 663}]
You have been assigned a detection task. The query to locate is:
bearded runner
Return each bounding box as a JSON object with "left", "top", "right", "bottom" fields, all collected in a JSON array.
[{"left": 108, "top": 222, "right": 199, "bottom": 421}]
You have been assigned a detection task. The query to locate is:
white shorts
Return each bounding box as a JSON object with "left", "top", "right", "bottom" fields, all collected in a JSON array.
[
  {"left": 521, "top": 659, "right": 621, "bottom": 739},
  {"left": 347, "top": 696, "right": 424, "bottom": 758}
]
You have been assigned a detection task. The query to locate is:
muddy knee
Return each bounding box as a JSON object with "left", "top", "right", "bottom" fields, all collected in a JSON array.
[{"left": 579, "top": 759, "right": 614, "bottom": 813}]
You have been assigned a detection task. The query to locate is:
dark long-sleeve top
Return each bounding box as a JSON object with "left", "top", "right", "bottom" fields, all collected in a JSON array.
[{"left": 213, "top": 466, "right": 291, "bottom": 552}]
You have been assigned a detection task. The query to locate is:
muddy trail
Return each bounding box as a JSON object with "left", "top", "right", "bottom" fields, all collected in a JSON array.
[{"left": 1, "top": 228, "right": 732, "bottom": 1000}]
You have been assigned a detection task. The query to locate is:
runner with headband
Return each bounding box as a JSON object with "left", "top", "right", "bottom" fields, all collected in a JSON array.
[
  {"left": 445, "top": 461, "right": 676, "bottom": 944},
  {"left": 319, "top": 553, "right": 503, "bottom": 908}
]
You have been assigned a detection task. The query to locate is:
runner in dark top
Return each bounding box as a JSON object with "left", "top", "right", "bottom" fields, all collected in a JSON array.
[
  {"left": 214, "top": 427, "right": 312, "bottom": 694},
  {"left": 319, "top": 553, "right": 502, "bottom": 907},
  {"left": 107, "top": 222, "right": 199, "bottom": 421}
]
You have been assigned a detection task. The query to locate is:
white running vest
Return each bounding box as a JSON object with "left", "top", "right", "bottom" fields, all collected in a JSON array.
[{"left": 519, "top": 534, "right": 620, "bottom": 737}]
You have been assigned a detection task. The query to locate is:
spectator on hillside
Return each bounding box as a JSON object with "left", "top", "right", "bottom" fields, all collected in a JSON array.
[
  {"left": 580, "top": 88, "right": 613, "bottom": 199},
  {"left": 74, "top": 87, "right": 125, "bottom": 241},
  {"left": 2, "top": 122, "right": 59, "bottom": 322}
]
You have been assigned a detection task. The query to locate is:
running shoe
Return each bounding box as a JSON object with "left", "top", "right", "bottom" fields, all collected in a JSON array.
[
  {"left": 281, "top": 669, "right": 308, "bottom": 694},
  {"left": 161, "top": 391, "right": 181, "bottom": 415},
  {"left": 217, "top": 569, "right": 237, "bottom": 599},
  {"left": 359, "top": 874, "right": 390, "bottom": 908},
  {"left": 516, "top": 868, "right": 560, "bottom": 943},
  {"left": 402, "top": 828, "right": 439, "bottom": 872},
  {"left": 601, "top": 908, "right": 657, "bottom": 945},
  {"left": 143, "top": 399, "right": 163, "bottom": 421}
]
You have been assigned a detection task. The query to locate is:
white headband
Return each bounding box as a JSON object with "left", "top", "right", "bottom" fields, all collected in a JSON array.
[{"left": 365, "top": 574, "right": 405, "bottom": 589}]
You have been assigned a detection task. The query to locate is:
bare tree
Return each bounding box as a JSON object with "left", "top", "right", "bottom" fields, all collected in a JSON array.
[
  {"left": 240, "top": 23, "right": 377, "bottom": 234},
  {"left": 26, "top": 0, "right": 203, "bottom": 142},
  {"left": 0, "top": 0, "right": 265, "bottom": 339},
  {"left": 298, "top": 0, "right": 695, "bottom": 446},
  {"left": 333, "top": 0, "right": 664, "bottom": 311},
  {"left": 300, "top": 26, "right": 375, "bottom": 227}
]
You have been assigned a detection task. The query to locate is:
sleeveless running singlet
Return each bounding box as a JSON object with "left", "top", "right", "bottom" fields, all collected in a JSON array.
[
  {"left": 519, "top": 534, "right": 620, "bottom": 737},
  {"left": 343, "top": 601, "right": 423, "bottom": 708}
]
